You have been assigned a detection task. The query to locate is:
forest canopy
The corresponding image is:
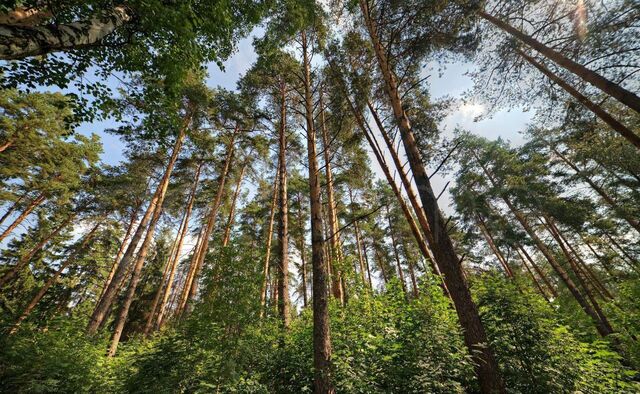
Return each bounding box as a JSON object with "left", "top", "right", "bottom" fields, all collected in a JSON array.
[{"left": 0, "top": 0, "right": 639, "bottom": 393}]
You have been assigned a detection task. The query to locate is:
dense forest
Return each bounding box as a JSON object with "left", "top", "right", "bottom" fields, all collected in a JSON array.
[{"left": 0, "top": 0, "right": 639, "bottom": 393}]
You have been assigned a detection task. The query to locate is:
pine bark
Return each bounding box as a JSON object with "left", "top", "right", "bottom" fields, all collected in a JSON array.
[
  {"left": 517, "top": 244, "right": 558, "bottom": 298},
  {"left": 358, "top": 3, "right": 504, "bottom": 391},
  {"left": 88, "top": 109, "right": 192, "bottom": 334},
  {"left": 297, "top": 193, "right": 309, "bottom": 308},
  {"left": 477, "top": 215, "right": 515, "bottom": 278},
  {"left": 320, "top": 90, "right": 344, "bottom": 305},
  {"left": 260, "top": 169, "right": 279, "bottom": 318},
  {"left": 222, "top": 164, "right": 247, "bottom": 247},
  {"left": 0, "top": 6, "right": 133, "bottom": 60},
  {"left": 386, "top": 207, "right": 407, "bottom": 295},
  {"left": 277, "top": 87, "right": 291, "bottom": 329},
  {"left": 301, "top": 29, "right": 333, "bottom": 394},
  {"left": 479, "top": 11, "right": 640, "bottom": 114},
  {"left": 0, "top": 193, "right": 24, "bottom": 227}
]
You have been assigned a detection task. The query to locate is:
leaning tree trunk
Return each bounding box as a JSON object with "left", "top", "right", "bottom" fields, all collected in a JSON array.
[
  {"left": 0, "top": 193, "right": 25, "bottom": 227},
  {"left": 553, "top": 148, "right": 640, "bottom": 231},
  {"left": 153, "top": 162, "right": 202, "bottom": 330},
  {"left": 277, "top": 86, "right": 291, "bottom": 329},
  {"left": 0, "top": 191, "right": 45, "bottom": 243},
  {"left": 10, "top": 222, "right": 101, "bottom": 334},
  {"left": 516, "top": 244, "right": 558, "bottom": 298},
  {"left": 301, "top": 29, "right": 334, "bottom": 394},
  {"left": 260, "top": 168, "right": 279, "bottom": 318},
  {"left": 516, "top": 50, "right": 640, "bottom": 149},
  {"left": 476, "top": 214, "right": 515, "bottom": 278},
  {"left": 479, "top": 11, "right": 640, "bottom": 114},
  {"left": 222, "top": 163, "right": 247, "bottom": 247},
  {"left": 0, "top": 213, "right": 74, "bottom": 288},
  {"left": 0, "top": 6, "right": 133, "bottom": 60},
  {"left": 88, "top": 108, "right": 192, "bottom": 335},
  {"left": 386, "top": 206, "right": 408, "bottom": 295},
  {"left": 358, "top": 2, "right": 505, "bottom": 391}
]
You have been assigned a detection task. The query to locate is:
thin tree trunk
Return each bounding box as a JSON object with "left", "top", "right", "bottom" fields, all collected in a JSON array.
[
  {"left": 542, "top": 216, "right": 615, "bottom": 334},
  {"left": 362, "top": 241, "right": 373, "bottom": 289},
  {"left": 301, "top": 29, "right": 333, "bottom": 394},
  {"left": 0, "top": 193, "right": 24, "bottom": 227},
  {"left": 88, "top": 108, "right": 192, "bottom": 335},
  {"left": 0, "top": 213, "right": 74, "bottom": 288},
  {"left": 516, "top": 247, "right": 551, "bottom": 303},
  {"left": 0, "top": 192, "right": 45, "bottom": 243},
  {"left": 358, "top": 3, "right": 504, "bottom": 391},
  {"left": 348, "top": 188, "right": 368, "bottom": 287},
  {"left": 516, "top": 49, "right": 639, "bottom": 149},
  {"left": 386, "top": 207, "right": 407, "bottom": 295},
  {"left": 297, "top": 195, "right": 309, "bottom": 308},
  {"left": 479, "top": 11, "right": 640, "bottom": 114},
  {"left": 0, "top": 139, "right": 13, "bottom": 153},
  {"left": 517, "top": 244, "right": 558, "bottom": 298},
  {"left": 477, "top": 214, "right": 515, "bottom": 278},
  {"left": 0, "top": 6, "right": 133, "bottom": 60},
  {"left": 581, "top": 236, "right": 615, "bottom": 277},
  {"left": 373, "top": 242, "right": 388, "bottom": 285},
  {"left": 605, "top": 233, "right": 640, "bottom": 271},
  {"left": 10, "top": 222, "right": 101, "bottom": 334},
  {"left": 260, "top": 166, "right": 279, "bottom": 318},
  {"left": 99, "top": 196, "right": 144, "bottom": 301},
  {"left": 183, "top": 129, "right": 237, "bottom": 313},
  {"left": 320, "top": 89, "right": 344, "bottom": 305},
  {"left": 222, "top": 163, "right": 247, "bottom": 247},
  {"left": 277, "top": 86, "right": 291, "bottom": 329},
  {"left": 154, "top": 162, "right": 202, "bottom": 329},
  {"left": 553, "top": 148, "right": 640, "bottom": 231},
  {"left": 176, "top": 228, "right": 204, "bottom": 317}
]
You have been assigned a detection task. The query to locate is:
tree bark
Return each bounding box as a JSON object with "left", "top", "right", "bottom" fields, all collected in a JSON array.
[
  {"left": 386, "top": 206, "right": 407, "bottom": 295},
  {"left": 0, "top": 213, "right": 74, "bottom": 288},
  {"left": 301, "top": 29, "right": 334, "bottom": 394},
  {"left": 0, "top": 192, "right": 45, "bottom": 243},
  {"left": 260, "top": 168, "right": 279, "bottom": 318},
  {"left": 516, "top": 49, "right": 640, "bottom": 149},
  {"left": 222, "top": 163, "right": 247, "bottom": 247},
  {"left": 277, "top": 86, "right": 291, "bottom": 329},
  {"left": 320, "top": 89, "right": 344, "bottom": 305},
  {"left": 0, "top": 6, "right": 133, "bottom": 60},
  {"left": 516, "top": 244, "right": 558, "bottom": 298},
  {"left": 297, "top": 192, "right": 309, "bottom": 308},
  {"left": 88, "top": 109, "right": 191, "bottom": 335},
  {"left": 476, "top": 214, "right": 515, "bottom": 278},
  {"left": 480, "top": 11, "right": 640, "bottom": 114},
  {"left": 348, "top": 188, "right": 368, "bottom": 287},
  {"left": 516, "top": 247, "right": 551, "bottom": 303},
  {"left": 10, "top": 222, "right": 101, "bottom": 334},
  {"left": 0, "top": 193, "right": 24, "bottom": 227},
  {"left": 0, "top": 139, "right": 14, "bottom": 153},
  {"left": 183, "top": 129, "right": 237, "bottom": 313},
  {"left": 358, "top": 2, "right": 504, "bottom": 391},
  {"left": 145, "top": 162, "right": 202, "bottom": 333}
]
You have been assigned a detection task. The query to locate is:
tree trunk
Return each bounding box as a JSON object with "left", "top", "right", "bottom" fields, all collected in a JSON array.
[
  {"left": 301, "top": 29, "right": 334, "bottom": 394},
  {"left": 605, "top": 233, "right": 640, "bottom": 271},
  {"left": 10, "top": 222, "right": 101, "bottom": 334},
  {"left": 479, "top": 11, "right": 640, "bottom": 114},
  {"left": 277, "top": 86, "right": 291, "bottom": 329},
  {"left": 320, "top": 89, "right": 344, "bottom": 305},
  {"left": 542, "top": 216, "right": 615, "bottom": 335},
  {"left": 222, "top": 163, "right": 247, "bottom": 247},
  {"left": 175, "top": 227, "right": 204, "bottom": 317},
  {"left": 553, "top": 148, "right": 640, "bottom": 232},
  {"left": 516, "top": 244, "right": 558, "bottom": 298},
  {"left": 386, "top": 207, "right": 407, "bottom": 295},
  {"left": 0, "top": 213, "right": 74, "bottom": 288},
  {"left": 154, "top": 162, "right": 202, "bottom": 329},
  {"left": 297, "top": 193, "right": 309, "bottom": 308},
  {"left": 260, "top": 169, "right": 279, "bottom": 318},
  {"left": 476, "top": 214, "right": 515, "bottom": 278},
  {"left": 0, "top": 6, "right": 133, "bottom": 60},
  {"left": 0, "top": 192, "right": 45, "bottom": 243},
  {"left": 99, "top": 195, "right": 144, "bottom": 301},
  {"left": 358, "top": 3, "right": 505, "bottom": 391},
  {"left": 516, "top": 247, "right": 551, "bottom": 303},
  {"left": 0, "top": 193, "right": 24, "bottom": 227},
  {"left": 0, "top": 139, "right": 14, "bottom": 153},
  {"left": 183, "top": 129, "right": 237, "bottom": 312},
  {"left": 516, "top": 50, "right": 640, "bottom": 148},
  {"left": 348, "top": 188, "right": 368, "bottom": 287},
  {"left": 88, "top": 109, "right": 192, "bottom": 334}
]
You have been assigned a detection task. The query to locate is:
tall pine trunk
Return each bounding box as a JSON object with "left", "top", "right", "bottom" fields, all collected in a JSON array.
[
  {"left": 477, "top": 214, "right": 515, "bottom": 278},
  {"left": 516, "top": 244, "right": 558, "bottom": 298},
  {"left": 277, "top": 86, "right": 291, "bottom": 329},
  {"left": 222, "top": 164, "right": 246, "bottom": 247},
  {"left": 301, "top": 29, "right": 334, "bottom": 394},
  {"left": 260, "top": 169, "right": 279, "bottom": 318},
  {"left": 358, "top": 3, "right": 505, "bottom": 391},
  {"left": 479, "top": 11, "right": 640, "bottom": 114},
  {"left": 88, "top": 108, "right": 192, "bottom": 335},
  {"left": 0, "top": 192, "right": 45, "bottom": 243}
]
